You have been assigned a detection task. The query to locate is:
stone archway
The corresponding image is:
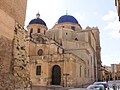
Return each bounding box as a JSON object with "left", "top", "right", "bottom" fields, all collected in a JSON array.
[{"left": 52, "top": 65, "right": 61, "bottom": 85}]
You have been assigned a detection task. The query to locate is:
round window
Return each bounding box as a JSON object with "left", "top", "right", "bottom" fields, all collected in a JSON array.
[{"left": 38, "top": 49, "right": 43, "bottom": 56}]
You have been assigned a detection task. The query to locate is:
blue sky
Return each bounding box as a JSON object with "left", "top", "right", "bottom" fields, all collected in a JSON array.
[{"left": 25, "top": 0, "right": 120, "bottom": 66}]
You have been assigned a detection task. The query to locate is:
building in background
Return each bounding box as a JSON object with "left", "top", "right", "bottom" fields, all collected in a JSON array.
[
  {"left": 115, "top": 0, "right": 120, "bottom": 21},
  {"left": 100, "top": 66, "right": 112, "bottom": 81},
  {"left": 111, "top": 63, "right": 120, "bottom": 80},
  {"left": 26, "top": 13, "right": 102, "bottom": 87},
  {"left": 105, "top": 63, "right": 120, "bottom": 81},
  {"left": 115, "top": 63, "right": 120, "bottom": 79}
]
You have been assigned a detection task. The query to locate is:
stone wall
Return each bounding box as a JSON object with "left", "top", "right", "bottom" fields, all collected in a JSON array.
[
  {"left": 13, "top": 22, "right": 31, "bottom": 90},
  {"left": 0, "top": 35, "right": 14, "bottom": 90},
  {"left": 0, "top": 0, "right": 27, "bottom": 25}
]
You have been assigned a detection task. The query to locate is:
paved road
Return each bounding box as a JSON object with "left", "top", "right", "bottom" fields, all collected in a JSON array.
[
  {"left": 31, "top": 81, "right": 120, "bottom": 90},
  {"left": 108, "top": 80, "right": 120, "bottom": 90}
]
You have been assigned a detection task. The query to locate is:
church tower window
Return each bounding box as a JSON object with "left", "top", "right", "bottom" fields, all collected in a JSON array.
[
  {"left": 36, "top": 66, "right": 41, "bottom": 75},
  {"left": 44, "top": 30, "right": 45, "bottom": 35},
  {"left": 37, "top": 28, "right": 40, "bottom": 33},
  {"left": 30, "top": 28, "right": 33, "bottom": 37},
  {"left": 30, "top": 28, "right": 33, "bottom": 33},
  {"left": 71, "top": 26, "right": 75, "bottom": 31}
]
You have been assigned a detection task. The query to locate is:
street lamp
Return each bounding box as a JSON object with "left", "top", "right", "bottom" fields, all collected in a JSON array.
[
  {"left": 63, "top": 73, "right": 69, "bottom": 87},
  {"left": 111, "top": 64, "right": 117, "bottom": 90}
]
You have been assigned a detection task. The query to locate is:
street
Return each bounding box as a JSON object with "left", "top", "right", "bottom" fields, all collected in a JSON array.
[
  {"left": 31, "top": 80, "right": 120, "bottom": 90},
  {"left": 108, "top": 80, "right": 120, "bottom": 90}
]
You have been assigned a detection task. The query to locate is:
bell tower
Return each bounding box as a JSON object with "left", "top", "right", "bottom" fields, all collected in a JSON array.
[{"left": 27, "top": 13, "right": 48, "bottom": 37}]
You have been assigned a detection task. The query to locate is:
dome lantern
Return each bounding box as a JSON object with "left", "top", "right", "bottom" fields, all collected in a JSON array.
[
  {"left": 29, "top": 13, "right": 47, "bottom": 26},
  {"left": 36, "top": 12, "right": 40, "bottom": 18}
]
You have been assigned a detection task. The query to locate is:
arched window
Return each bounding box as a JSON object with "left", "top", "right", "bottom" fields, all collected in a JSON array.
[
  {"left": 38, "top": 28, "right": 40, "bottom": 33},
  {"left": 36, "top": 66, "right": 41, "bottom": 75},
  {"left": 44, "top": 30, "right": 45, "bottom": 35},
  {"left": 37, "top": 49, "right": 43, "bottom": 56},
  {"left": 30, "top": 28, "right": 33, "bottom": 33},
  {"left": 62, "top": 26, "right": 65, "bottom": 28},
  {"left": 30, "top": 28, "right": 33, "bottom": 37},
  {"left": 71, "top": 26, "right": 75, "bottom": 31}
]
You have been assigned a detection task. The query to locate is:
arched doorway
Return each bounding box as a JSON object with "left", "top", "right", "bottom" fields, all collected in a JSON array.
[{"left": 52, "top": 65, "right": 61, "bottom": 85}]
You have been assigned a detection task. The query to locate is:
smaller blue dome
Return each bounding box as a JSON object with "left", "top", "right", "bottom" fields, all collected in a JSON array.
[
  {"left": 58, "top": 15, "right": 79, "bottom": 24},
  {"left": 29, "top": 18, "right": 46, "bottom": 26}
]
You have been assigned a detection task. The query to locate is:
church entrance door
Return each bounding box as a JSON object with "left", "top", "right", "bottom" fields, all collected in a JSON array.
[{"left": 52, "top": 65, "right": 61, "bottom": 85}]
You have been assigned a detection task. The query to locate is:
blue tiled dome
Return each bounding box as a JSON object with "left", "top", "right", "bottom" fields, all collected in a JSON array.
[
  {"left": 58, "top": 15, "right": 79, "bottom": 24},
  {"left": 29, "top": 18, "right": 46, "bottom": 26}
]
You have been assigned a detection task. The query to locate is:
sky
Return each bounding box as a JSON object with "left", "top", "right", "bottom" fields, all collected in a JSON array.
[{"left": 25, "top": 0, "right": 120, "bottom": 66}]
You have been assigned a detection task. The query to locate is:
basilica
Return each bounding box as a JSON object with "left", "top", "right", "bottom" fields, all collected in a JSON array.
[
  {"left": 26, "top": 13, "right": 102, "bottom": 87},
  {"left": 0, "top": 0, "right": 102, "bottom": 89}
]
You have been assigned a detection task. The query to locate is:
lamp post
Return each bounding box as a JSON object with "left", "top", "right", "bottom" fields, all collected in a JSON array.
[
  {"left": 63, "top": 73, "right": 69, "bottom": 87},
  {"left": 111, "top": 64, "right": 116, "bottom": 90}
]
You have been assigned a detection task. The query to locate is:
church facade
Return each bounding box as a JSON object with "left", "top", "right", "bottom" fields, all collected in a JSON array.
[
  {"left": 0, "top": 0, "right": 102, "bottom": 89},
  {"left": 26, "top": 13, "right": 102, "bottom": 87}
]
